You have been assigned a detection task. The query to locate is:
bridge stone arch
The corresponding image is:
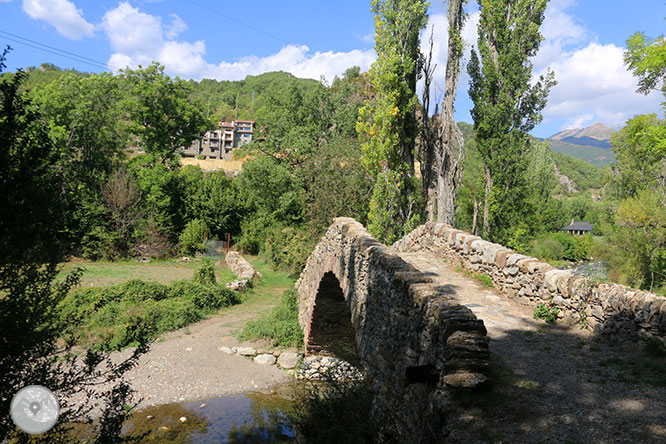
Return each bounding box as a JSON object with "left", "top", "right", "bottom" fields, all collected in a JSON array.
[{"left": 296, "top": 218, "right": 490, "bottom": 441}]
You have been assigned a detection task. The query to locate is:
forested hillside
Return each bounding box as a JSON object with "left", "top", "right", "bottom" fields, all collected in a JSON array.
[{"left": 6, "top": 63, "right": 324, "bottom": 125}]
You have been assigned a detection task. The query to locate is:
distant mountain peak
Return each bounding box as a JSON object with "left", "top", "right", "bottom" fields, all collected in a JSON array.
[
  {"left": 550, "top": 122, "right": 614, "bottom": 142},
  {"left": 548, "top": 122, "right": 614, "bottom": 150}
]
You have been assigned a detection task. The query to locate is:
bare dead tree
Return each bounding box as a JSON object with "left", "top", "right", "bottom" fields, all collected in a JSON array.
[{"left": 421, "top": 0, "right": 467, "bottom": 225}]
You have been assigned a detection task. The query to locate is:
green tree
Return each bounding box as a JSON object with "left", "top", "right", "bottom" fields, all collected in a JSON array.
[
  {"left": 358, "top": 0, "right": 429, "bottom": 244},
  {"left": 0, "top": 49, "right": 144, "bottom": 443},
  {"left": 467, "top": 0, "right": 555, "bottom": 243},
  {"left": 625, "top": 29, "right": 666, "bottom": 101},
  {"left": 122, "top": 63, "right": 210, "bottom": 163},
  {"left": 613, "top": 188, "right": 666, "bottom": 292},
  {"left": 609, "top": 114, "right": 666, "bottom": 198},
  {"left": 28, "top": 72, "right": 127, "bottom": 184}
]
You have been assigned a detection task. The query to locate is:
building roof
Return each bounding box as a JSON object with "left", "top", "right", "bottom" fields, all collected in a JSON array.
[{"left": 562, "top": 222, "right": 593, "bottom": 231}]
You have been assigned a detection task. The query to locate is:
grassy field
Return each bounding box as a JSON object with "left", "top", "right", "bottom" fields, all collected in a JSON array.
[
  {"left": 59, "top": 259, "right": 237, "bottom": 287},
  {"left": 56, "top": 255, "right": 296, "bottom": 349}
]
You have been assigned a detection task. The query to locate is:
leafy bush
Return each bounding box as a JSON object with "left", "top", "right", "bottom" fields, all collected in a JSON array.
[
  {"left": 179, "top": 218, "right": 208, "bottom": 255},
  {"left": 262, "top": 225, "right": 315, "bottom": 277},
  {"left": 191, "top": 258, "right": 217, "bottom": 286},
  {"left": 59, "top": 262, "right": 241, "bottom": 350},
  {"left": 240, "top": 289, "right": 303, "bottom": 347},
  {"left": 533, "top": 303, "right": 560, "bottom": 323},
  {"left": 531, "top": 232, "right": 591, "bottom": 263}
]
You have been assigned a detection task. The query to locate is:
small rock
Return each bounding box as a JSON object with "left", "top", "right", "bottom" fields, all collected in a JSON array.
[
  {"left": 146, "top": 415, "right": 154, "bottom": 420},
  {"left": 552, "top": 295, "right": 565, "bottom": 306},
  {"left": 219, "top": 346, "right": 234, "bottom": 355},
  {"left": 278, "top": 352, "right": 299, "bottom": 369},
  {"left": 179, "top": 417, "right": 187, "bottom": 423},
  {"left": 254, "top": 353, "right": 277, "bottom": 366},
  {"left": 199, "top": 403, "right": 206, "bottom": 408},
  {"left": 185, "top": 347, "right": 192, "bottom": 352},
  {"left": 237, "top": 347, "right": 257, "bottom": 356}
]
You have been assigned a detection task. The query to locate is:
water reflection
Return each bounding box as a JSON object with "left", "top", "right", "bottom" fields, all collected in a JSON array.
[{"left": 127, "top": 390, "right": 295, "bottom": 444}]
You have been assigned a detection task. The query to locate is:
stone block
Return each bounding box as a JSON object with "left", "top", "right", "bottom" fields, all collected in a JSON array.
[
  {"left": 237, "top": 347, "right": 257, "bottom": 356},
  {"left": 254, "top": 354, "right": 277, "bottom": 365},
  {"left": 506, "top": 254, "right": 527, "bottom": 267},
  {"left": 443, "top": 372, "right": 488, "bottom": 388},
  {"left": 495, "top": 250, "right": 513, "bottom": 268}
]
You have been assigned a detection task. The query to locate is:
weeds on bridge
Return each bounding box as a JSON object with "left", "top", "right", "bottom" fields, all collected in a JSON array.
[{"left": 533, "top": 303, "right": 560, "bottom": 323}]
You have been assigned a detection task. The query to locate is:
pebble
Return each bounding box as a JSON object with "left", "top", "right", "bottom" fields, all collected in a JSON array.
[{"left": 179, "top": 416, "right": 187, "bottom": 423}]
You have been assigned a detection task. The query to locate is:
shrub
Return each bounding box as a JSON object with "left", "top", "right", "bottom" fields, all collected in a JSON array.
[
  {"left": 191, "top": 258, "right": 217, "bottom": 285},
  {"left": 179, "top": 218, "right": 208, "bottom": 255},
  {"left": 533, "top": 303, "right": 560, "bottom": 323},
  {"left": 240, "top": 289, "right": 303, "bottom": 347},
  {"left": 59, "top": 262, "right": 241, "bottom": 350},
  {"left": 262, "top": 225, "right": 315, "bottom": 277}
]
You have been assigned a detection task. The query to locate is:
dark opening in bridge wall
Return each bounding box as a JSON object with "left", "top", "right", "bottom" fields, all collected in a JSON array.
[{"left": 307, "top": 272, "right": 360, "bottom": 363}]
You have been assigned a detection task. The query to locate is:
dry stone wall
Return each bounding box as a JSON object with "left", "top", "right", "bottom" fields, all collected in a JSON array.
[
  {"left": 225, "top": 250, "right": 256, "bottom": 280},
  {"left": 296, "top": 218, "right": 490, "bottom": 443},
  {"left": 392, "top": 222, "right": 666, "bottom": 346}
]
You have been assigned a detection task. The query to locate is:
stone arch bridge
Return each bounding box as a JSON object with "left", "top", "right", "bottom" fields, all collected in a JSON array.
[{"left": 295, "top": 217, "right": 666, "bottom": 441}]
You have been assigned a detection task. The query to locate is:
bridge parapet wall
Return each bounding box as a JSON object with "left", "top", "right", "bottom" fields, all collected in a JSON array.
[
  {"left": 296, "top": 218, "right": 490, "bottom": 441},
  {"left": 393, "top": 222, "right": 666, "bottom": 346}
]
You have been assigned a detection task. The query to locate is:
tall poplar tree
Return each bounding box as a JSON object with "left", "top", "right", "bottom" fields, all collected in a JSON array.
[
  {"left": 467, "top": 0, "right": 555, "bottom": 242},
  {"left": 358, "top": 0, "right": 429, "bottom": 244}
]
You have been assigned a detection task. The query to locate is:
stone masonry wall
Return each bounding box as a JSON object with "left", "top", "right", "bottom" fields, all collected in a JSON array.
[
  {"left": 296, "top": 218, "right": 490, "bottom": 443},
  {"left": 225, "top": 250, "right": 256, "bottom": 280},
  {"left": 392, "top": 222, "right": 666, "bottom": 346}
]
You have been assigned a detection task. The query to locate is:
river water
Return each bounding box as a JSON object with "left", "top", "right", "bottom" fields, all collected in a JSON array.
[{"left": 122, "top": 390, "right": 295, "bottom": 443}]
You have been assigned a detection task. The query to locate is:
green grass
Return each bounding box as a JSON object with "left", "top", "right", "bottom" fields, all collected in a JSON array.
[
  {"left": 59, "top": 258, "right": 237, "bottom": 287},
  {"left": 239, "top": 289, "right": 303, "bottom": 348}
]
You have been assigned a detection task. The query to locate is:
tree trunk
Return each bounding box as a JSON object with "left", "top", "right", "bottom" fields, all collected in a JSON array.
[
  {"left": 472, "top": 199, "right": 480, "bottom": 235},
  {"left": 483, "top": 163, "right": 492, "bottom": 238},
  {"left": 421, "top": 0, "right": 466, "bottom": 225}
]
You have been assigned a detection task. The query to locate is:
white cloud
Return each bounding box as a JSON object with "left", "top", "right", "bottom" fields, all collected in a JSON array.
[
  {"left": 22, "top": 0, "right": 94, "bottom": 40},
  {"left": 536, "top": 7, "right": 662, "bottom": 131},
  {"left": 200, "top": 45, "right": 375, "bottom": 82},
  {"left": 165, "top": 13, "right": 187, "bottom": 39},
  {"left": 102, "top": 2, "right": 376, "bottom": 81}
]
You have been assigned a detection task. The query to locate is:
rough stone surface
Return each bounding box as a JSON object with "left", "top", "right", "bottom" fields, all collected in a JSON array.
[
  {"left": 225, "top": 251, "right": 256, "bottom": 280},
  {"left": 391, "top": 222, "right": 666, "bottom": 346},
  {"left": 254, "top": 354, "right": 277, "bottom": 366},
  {"left": 236, "top": 347, "right": 256, "bottom": 356},
  {"left": 295, "top": 218, "right": 490, "bottom": 444},
  {"left": 277, "top": 352, "right": 299, "bottom": 369},
  {"left": 225, "top": 279, "right": 250, "bottom": 292}
]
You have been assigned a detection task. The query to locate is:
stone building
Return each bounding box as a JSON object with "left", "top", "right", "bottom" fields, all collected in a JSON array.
[{"left": 182, "top": 120, "right": 255, "bottom": 160}]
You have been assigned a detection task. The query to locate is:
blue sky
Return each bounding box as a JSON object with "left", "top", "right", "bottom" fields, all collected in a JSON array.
[{"left": 0, "top": 0, "right": 664, "bottom": 137}]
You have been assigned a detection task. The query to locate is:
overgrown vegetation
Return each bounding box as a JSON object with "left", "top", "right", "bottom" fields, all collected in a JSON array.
[
  {"left": 240, "top": 289, "right": 303, "bottom": 348},
  {"left": 58, "top": 261, "right": 242, "bottom": 350},
  {"left": 533, "top": 304, "right": 560, "bottom": 323}
]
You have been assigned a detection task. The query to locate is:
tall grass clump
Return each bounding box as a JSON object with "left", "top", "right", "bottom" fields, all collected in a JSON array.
[{"left": 240, "top": 289, "right": 303, "bottom": 347}]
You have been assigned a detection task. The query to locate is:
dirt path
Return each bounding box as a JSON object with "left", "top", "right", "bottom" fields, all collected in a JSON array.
[{"left": 398, "top": 252, "right": 666, "bottom": 444}]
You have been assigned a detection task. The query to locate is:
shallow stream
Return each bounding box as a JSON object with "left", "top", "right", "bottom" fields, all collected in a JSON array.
[{"left": 122, "top": 389, "right": 295, "bottom": 443}]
